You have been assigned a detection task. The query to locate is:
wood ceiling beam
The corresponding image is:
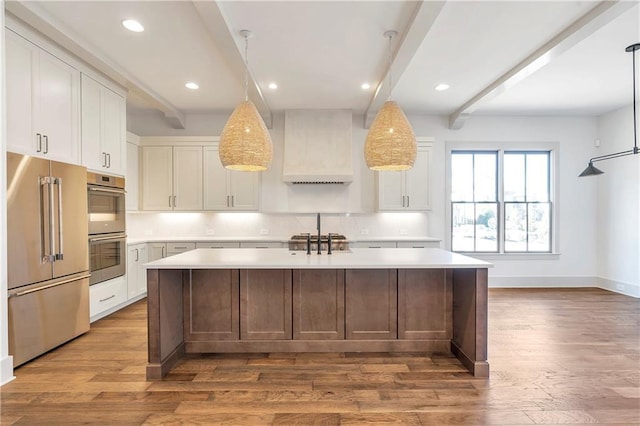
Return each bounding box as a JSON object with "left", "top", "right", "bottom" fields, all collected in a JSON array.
[
  {"left": 5, "top": 1, "right": 187, "bottom": 129},
  {"left": 364, "top": 1, "right": 446, "bottom": 129},
  {"left": 448, "top": 0, "right": 637, "bottom": 130},
  {"left": 192, "top": 1, "right": 273, "bottom": 129}
]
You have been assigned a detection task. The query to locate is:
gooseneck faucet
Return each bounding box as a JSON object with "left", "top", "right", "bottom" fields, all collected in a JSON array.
[{"left": 317, "top": 213, "right": 322, "bottom": 254}]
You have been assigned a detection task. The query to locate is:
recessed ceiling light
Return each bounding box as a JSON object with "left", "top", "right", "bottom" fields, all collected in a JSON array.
[
  {"left": 361, "top": 83, "right": 371, "bottom": 90},
  {"left": 122, "top": 19, "right": 144, "bottom": 33},
  {"left": 268, "top": 82, "right": 278, "bottom": 90},
  {"left": 185, "top": 82, "right": 199, "bottom": 90},
  {"left": 434, "top": 83, "right": 450, "bottom": 91}
]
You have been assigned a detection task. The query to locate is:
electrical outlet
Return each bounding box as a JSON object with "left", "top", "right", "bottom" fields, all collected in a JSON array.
[
  {"left": 260, "top": 228, "right": 269, "bottom": 235},
  {"left": 144, "top": 230, "right": 153, "bottom": 236},
  {"left": 205, "top": 228, "right": 215, "bottom": 235},
  {"left": 399, "top": 228, "right": 408, "bottom": 236},
  {"left": 616, "top": 283, "right": 625, "bottom": 291},
  {"left": 360, "top": 228, "right": 369, "bottom": 235}
]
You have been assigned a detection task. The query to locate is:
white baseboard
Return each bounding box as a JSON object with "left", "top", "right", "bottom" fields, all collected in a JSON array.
[
  {"left": 597, "top": 277, "right": 640, "bottom": 298},
  {"left": 489, "top": 276, "right": 639, "bottom": 298},
  {"left": 0, "top": 355, "right": 15, "bottom": 386},
  {"left": 489, "top": 276, "right": 596, "bottom": 288}
]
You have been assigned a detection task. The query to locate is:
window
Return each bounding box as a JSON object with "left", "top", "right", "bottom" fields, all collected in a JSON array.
[{"left": 450, "top": 149, "right": 552, "bottom": 253}]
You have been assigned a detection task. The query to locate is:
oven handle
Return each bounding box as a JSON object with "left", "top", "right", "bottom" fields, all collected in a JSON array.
[
  {"left": 89, "top": 233, "right": 127, "bottom": 243},
  {"left": 88, "top": 186, "right": 126, "bottom": 195}
]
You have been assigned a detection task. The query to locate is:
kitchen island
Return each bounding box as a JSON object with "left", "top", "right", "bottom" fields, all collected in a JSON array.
[{"left": 144, "top": 248, "right": 491, "bottom": 379}]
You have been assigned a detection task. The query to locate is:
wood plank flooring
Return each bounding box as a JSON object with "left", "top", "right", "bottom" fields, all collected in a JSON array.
[{"left": 1, "top": 288, "right": 638, "bottom": 425}]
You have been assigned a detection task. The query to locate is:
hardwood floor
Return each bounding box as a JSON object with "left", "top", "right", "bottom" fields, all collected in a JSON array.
[{"left": 1, "top": 288, "right": 638, "bottom": 425}]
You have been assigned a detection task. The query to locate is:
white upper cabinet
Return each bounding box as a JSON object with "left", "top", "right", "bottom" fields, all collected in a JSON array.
[
  {"left": 6, "top": 29, "right": 80, "bottom": 164},
  {"left": 81, "top": 74, "right": 126, "bottom": 175},
  {"left": 203, "top": 145, "right": 259, "bottom": 211},
  {"left": 141, "top": 146, "right": 203, "bottom": 211},
  {"left": 378, "top": 143, "right": 432, "bottom": 211}
]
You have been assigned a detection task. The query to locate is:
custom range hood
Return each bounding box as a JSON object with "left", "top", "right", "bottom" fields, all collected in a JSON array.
[{"left": 282, "top": 109, "right": 353, "bottom": 184}]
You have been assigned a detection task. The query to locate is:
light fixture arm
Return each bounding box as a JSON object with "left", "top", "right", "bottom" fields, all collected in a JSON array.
[
  {"left": 579, "top": 42, "right": 640, "bottom": 176},
  {"left": 630, "top": 42, "right": 638, "bottom": 153}
]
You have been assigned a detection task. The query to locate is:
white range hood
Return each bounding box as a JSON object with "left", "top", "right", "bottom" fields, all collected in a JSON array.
[{"left": 282, "top": 109, "right": 353, "bottom": 184}]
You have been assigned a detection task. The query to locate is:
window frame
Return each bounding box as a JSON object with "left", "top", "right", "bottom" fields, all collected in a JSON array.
[{"left": 446, "top": 141, "right": 559, "bottom": 256}]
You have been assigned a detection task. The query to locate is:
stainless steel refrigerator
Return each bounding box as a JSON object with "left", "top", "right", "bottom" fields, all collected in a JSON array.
[{"left": 7, "top": 152, "right": 90, "bottom": 367}]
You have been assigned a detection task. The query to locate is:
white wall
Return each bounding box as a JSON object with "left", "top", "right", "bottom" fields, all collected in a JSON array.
[
  {"left": 128, "top": 110, "right": 604, "bottom": 288},
  {"left": 596, "top": 106, "right": 640, "bottom": 297},
  {"left": 1, "top": 0, "right": 16, "bottom": 385}
]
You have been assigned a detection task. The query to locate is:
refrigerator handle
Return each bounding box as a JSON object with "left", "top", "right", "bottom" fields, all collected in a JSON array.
[
  {"left": 40, "top": 176, "right": 55, "bottom": 263},
  {"left": 55, "top": 177, "right": 64, "bottom": 260}
]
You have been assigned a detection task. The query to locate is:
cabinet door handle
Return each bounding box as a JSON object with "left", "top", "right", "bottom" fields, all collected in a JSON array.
[
  {"left": 226, "top": 195, "right": 230, "bottom": 207},
  {"left": 36, "top": 133, "right": 42, "bottom": 152},
  {"left": 173, "top": 196, "right": 177, "bottom": 207},
  {"left": 162, "top": 246, "right": 165, "bottom": 258},
  {"left": 406, "top": 196, "right": 410, "bottom": 208},
  {"left": 107, "top": 153, "right": 111, "bottom": 168},
  {"left": 169, "top": 196, "right": 172, "bottom": 207},
  {"left": 43, "top": 135, "right": 49, "bottom": 154},
  {"left": 231, "top": 195, "right": 234, "bottom": 207},
  {"left": 135, "top": 248, "right": 139, "bottom": 262}
]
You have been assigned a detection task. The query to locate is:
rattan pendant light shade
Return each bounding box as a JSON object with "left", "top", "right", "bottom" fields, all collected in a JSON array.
[
  {"left": 364, "top": 100, "right": 416, "bottom": 170},
  {"left": 365, "top": 31, "right": 416, "bottom": 171},
  {"left": 219, "top": 30, "right": 272, "bottom": 172},
  {"left": 219, "top": 100, "right": 272, "bottom": 171}
]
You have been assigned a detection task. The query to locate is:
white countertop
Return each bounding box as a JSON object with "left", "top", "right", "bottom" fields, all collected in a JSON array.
[{"left": 144, "top": 248, "right": 491, "bottom": 269}]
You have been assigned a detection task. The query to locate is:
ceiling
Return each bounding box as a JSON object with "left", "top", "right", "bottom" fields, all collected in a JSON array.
[{"left": 6, "top": 0, "right": 640, "bottom": 130}]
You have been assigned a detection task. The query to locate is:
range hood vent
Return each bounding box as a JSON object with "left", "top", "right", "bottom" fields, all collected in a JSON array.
[{"left": 282, "top": 110, "right": 353, "bottom": 184}]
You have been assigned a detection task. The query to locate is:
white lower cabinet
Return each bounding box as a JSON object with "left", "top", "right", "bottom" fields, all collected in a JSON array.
[
  {"left": 148, "top": 242, "right": 195, "bottom": 260},
  {"left": 195, "top": 242, "right": 240, "bottom": 249},
  {"left": 396, "top": 241, "right": 441, "bottom": 248},
  {"left": 350, "top": 241, "right": 397, "bottom": 248},
  {"left": 167, "top": 242, "right": 196, "bottom": 256},
  {"left": 239, "top": 242, "right": 285, "bottom": 249},
  {"left": 148, "top": 243, "right": 167, "bottom": 261},
  {"left": 89, "top": 276, "right": 128, "bottom": 321},
  {"left": 127, "top": 243, "right": 148, "bottom": 299}
]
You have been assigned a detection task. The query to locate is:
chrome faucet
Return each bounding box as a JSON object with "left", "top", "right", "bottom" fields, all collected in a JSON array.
[{"left": 316, "top": 213, "right": 322, "bottom": 254}]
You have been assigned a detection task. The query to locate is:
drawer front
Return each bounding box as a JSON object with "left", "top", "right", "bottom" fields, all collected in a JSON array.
[
  {"left": 90, "top": 276, "right": 127, "bottom": 317},
  {"left": 239, "top": 242, "right": 284, "bottom": 249},
  {"left": 166, "top": 242, "right": 196, "bottom": 254},
  {"left": 195, "top": 242, "right": 240, "bottom": 249},
  {"left": 396, "top": 241, "right": 441, "bottom": 248},
  {"left": 351, "top": 241, "right": 397, "bottom": 248}
]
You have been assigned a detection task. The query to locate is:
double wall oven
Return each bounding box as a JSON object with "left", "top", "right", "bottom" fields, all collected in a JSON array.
[{"left": 87, "top": 172, "right": 126, "bottom": 285}]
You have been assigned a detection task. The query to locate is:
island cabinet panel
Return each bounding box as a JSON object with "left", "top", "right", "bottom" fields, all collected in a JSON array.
[
  {"left": 240, "top": 269, "right": 292, "bottom": 340},
  {"left": 398, "top": 269, "right": 452, "bottom": 340},
  {"left": 292, "top": 269, "right": 345, "bottom": 340},
  {"left": 184, "top": 269, "right": 239, "bottom": 341},
  {"left": 345, "top": 269, "right": 398, "bottom": 339}
]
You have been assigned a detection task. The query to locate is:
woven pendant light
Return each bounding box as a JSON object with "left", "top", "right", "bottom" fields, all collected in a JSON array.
[
  {"left": 219, "top": 30, "right": 272, "bottom": 172},
  {"left": 365, "top": 31, "right": 416, "bottom": 171}
]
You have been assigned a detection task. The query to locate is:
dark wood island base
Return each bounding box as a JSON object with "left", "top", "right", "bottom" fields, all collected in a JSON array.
[{"left": 146, "top": 267, "right": 488, "bottom": 379}]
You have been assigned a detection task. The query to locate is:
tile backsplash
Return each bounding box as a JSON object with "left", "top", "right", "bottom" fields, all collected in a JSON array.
[{"left": 126, "top": 212, "right": 430, "bottom": 239}]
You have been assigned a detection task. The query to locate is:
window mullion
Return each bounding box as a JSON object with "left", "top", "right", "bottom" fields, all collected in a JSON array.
[{"left": 498, "top": 150, "right": 504, "bottom": 254}]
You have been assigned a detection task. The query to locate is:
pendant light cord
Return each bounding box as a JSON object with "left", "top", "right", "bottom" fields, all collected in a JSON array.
[
  {"left": 244, "top": 34, "right": 249, "bottom": 102},
  {"left": 387, "top": 33, "right": 393, "bottom": 101}
]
